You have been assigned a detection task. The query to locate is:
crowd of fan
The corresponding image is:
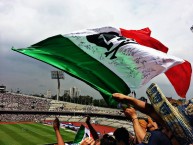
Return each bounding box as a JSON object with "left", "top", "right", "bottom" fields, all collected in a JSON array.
[
  {"left": 52, "top": 93, "right": 193, "bottom": 145},
  {"left": 0, "top": 93, "right": 51, "bottom": 122},
  {"left": 0, "top": 114, "right": 48, "bottom": 122},
  {"left": 0, "top": 93, "right": 122, "bottom": 114},
  {"left": 0, "top": 93, "right": 51, "bottom": 111},
  {"left": 0, "top": 92, "right": 192, "bottom": 145},
  {"left": 50, "top": 101, "right": 121, "bottom": 115},
  {"left": 0, "top": 93, "right": 123, "bottom": 122}
]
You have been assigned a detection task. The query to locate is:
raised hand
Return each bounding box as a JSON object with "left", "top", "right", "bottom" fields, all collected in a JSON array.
[
  {"left": 53, "top": 117, "right": 60, "bottom": 131},
  {"left": 85, "top": 115, "right": 91, "bottom": 124},
  {"left": 80, "top": 137, "right": 95, "bottom": 145},
  {"left": 112, "top": 93, "right": 131, "bottom": 101},
  {"left": 124, "top": 107, "right": 138, "bottom": 121}
]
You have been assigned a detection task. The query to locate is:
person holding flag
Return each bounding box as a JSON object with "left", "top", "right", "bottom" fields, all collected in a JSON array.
[{"left": 113, "top": 83, "right": 193, "bottom": 145}]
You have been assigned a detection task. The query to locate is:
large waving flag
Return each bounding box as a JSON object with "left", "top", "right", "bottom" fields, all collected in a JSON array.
[{"left": 12, "top": 26, "right": 189, "bottom": 107}]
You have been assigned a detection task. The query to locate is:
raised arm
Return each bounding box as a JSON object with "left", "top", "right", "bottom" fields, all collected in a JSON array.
[
  {"left": 113, "top": 93, "right": 165, "bottom": 126},
  {"left": 124, "top": 107, "right": 146, "bottom": 143},
  {"left": 85, "top": 115, "right": 99, "bottom": 141},
  {"left": 53, "top": 117, "right": 65, "bottom": 145}
]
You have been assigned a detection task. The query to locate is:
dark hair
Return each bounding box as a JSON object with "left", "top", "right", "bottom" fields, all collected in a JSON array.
[
  {"left": 100, "top": 134, "right": 116, "bottom": 145},
  {"left": 113, "top": 127, "right": 130, "bottom": 145}
]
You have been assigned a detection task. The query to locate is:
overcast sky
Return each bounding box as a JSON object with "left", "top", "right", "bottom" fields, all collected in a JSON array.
[{"left": 0, "top": 0, "right": 193, "bottom": 100}]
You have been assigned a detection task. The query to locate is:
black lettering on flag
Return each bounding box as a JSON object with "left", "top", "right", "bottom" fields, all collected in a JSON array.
[{"left": 86, "top": 32, "right": 136, "bottom": 59}]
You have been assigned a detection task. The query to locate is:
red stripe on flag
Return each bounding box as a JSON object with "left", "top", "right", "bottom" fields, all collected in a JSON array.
[
  {"left": 165, "top": 61, "right": 192, "bottom": 98},
  {"left": 120, "top": 28, "right": 168, "bottom": 53}
]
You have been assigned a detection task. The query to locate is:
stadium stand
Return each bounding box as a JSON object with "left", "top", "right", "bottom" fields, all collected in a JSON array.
[{"left": 0, "top": 92, "right": 146, "bottom": 135}]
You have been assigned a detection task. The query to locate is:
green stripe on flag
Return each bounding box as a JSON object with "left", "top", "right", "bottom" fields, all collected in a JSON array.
[
  {"left": 12, "top": 35, "right": 130, "bottom": 107},
  {"left": 73, "top": 125, "right": 86, "bottom": 143}
]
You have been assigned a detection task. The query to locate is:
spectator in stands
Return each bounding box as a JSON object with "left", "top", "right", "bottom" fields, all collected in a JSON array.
[
  {"left": 113, "top": 127, "right": 134, "bottom": 145},
  {"left": 100, "top": 134, "right": 116, "bottom": 145},
  {"left": 53, "top": 117, "right": 65, "bottom": 145},
  {"left": 113, "top": 93, "right": 181, "bottom": 145}
]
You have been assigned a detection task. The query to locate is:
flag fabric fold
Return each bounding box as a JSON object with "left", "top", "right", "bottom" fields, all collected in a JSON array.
[
  {"left": 120, "top": 27, "right": 169, "bottom": 53},
  {"left": 12, "top": 26, "right": 190, "bottom": 106},
  {"left": 164, "top": 61, "right": 192, "bottom": 98},
  {"left": 119, "top": 27, "right": 192, "bottom": 98}
]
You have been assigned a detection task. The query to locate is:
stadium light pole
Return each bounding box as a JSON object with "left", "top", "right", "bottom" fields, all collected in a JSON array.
[{"left": 51, "top": 71, "right": 64, "bottom": 101}]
